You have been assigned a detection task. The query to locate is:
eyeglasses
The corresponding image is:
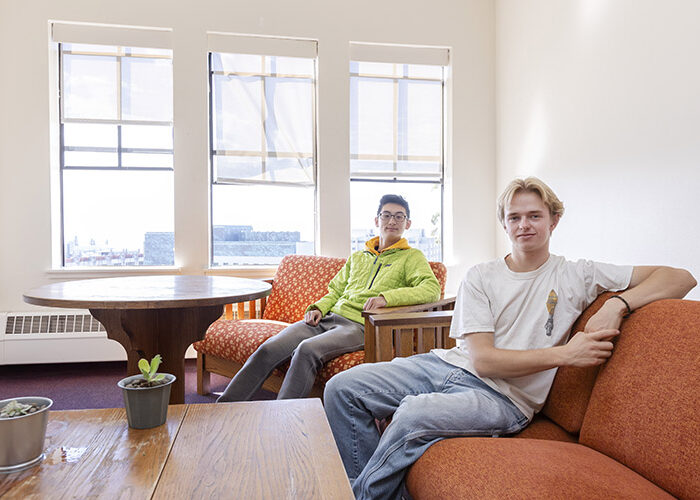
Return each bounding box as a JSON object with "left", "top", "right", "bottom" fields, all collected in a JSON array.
[{"left": 378, "top": 212, "right": 407, "bottom": 222}]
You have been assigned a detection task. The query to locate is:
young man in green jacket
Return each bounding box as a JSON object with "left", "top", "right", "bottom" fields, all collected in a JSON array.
[{"left": 217, "top": 194, "right": 441, "bottom": 402}]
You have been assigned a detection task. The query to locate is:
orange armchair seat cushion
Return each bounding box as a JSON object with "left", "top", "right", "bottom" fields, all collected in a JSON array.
[
  {"left": 194, "top": 319, "right": 289, "bottom": 365},
  {"left": 194, "top": 318, "right": 368, "bottom": 385},
  {"left": 317, "top": 350, "right": 366, "bottom": 384}
]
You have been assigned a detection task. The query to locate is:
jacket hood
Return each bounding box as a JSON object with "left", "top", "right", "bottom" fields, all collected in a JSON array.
[{"left": 365, "top": 236, "right": 411, "bottom": 256}]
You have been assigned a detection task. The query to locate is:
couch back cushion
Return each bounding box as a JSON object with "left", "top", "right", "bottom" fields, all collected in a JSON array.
[
  {"left": 263, "top": 254, "right": 346, "bottom": 323},
  {"left": 579, "top": 299, "right": 700, "bottom": 500},
  {"left": 540, "top": 292, "right": 614, "bottom": 434}
]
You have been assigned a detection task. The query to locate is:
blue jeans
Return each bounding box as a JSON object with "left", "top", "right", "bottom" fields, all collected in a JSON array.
[
  {"left": 217, "top": 313, "right": 364, "bottom": 402},
  {"left": 324, "top": 353, "right": 529, "bottom": 500}
]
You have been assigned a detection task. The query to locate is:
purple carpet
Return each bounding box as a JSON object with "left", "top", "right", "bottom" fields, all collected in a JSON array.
[{"left": 0, "top": 359, "right": 275, "bottom": 410}]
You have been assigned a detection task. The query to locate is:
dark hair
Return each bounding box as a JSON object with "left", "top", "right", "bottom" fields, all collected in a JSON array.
[{"left": 377, "top": 194, "right": 410, "bottom": 219}]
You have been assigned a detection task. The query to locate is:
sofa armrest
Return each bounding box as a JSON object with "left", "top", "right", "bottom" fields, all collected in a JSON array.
[{"left": 363, "top": 297, "right": 456, "bottom": 363}]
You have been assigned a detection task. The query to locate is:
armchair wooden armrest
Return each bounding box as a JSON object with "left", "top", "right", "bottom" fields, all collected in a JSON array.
[
  {"left": 361, "top": 296, "right": 457, "bottom": 318},
  {"left": 362, "top": 296, "right": 456, "bottom": 363}
]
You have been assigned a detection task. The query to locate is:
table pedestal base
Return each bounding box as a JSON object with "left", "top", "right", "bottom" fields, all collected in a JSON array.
[{"left": 90, "top": 305, "right": 224, "bottom": 404}]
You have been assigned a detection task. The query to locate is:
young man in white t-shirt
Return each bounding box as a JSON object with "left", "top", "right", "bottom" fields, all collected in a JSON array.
[{"left": 324, "top": 177, "right": 696, "bottom": 500}]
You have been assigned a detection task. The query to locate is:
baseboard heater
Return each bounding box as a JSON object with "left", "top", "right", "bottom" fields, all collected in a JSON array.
[{"left": 1, "top": 312, "right": 197, "bottom": 365}]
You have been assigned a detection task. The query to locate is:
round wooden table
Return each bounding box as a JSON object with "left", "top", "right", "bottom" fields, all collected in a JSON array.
[{"left": 24, "top": 275, "right": 272, "bottom": 404}]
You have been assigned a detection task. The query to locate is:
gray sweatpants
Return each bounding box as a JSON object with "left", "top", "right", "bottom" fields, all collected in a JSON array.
[{"left": 217, "top": 313, "right": 365, "bottom": 402}]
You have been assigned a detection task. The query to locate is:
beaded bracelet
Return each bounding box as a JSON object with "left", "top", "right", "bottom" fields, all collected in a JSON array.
[{"left": 610, "top": 295, "right": 632, "bottom": 316}]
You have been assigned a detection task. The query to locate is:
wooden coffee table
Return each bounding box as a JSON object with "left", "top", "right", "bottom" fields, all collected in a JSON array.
[
  {"left": 0, "top": 399, "right": 353, "bottom": 499},
  {"left": 23, "top": 275, "right": 272, "bottom": 404}
]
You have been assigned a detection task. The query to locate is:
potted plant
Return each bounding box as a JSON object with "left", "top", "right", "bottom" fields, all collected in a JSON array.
[
  {"left": 117, "top": 355, "right": 175, "bottom": 429},
  {"left": 0, "top": 396, "right": 53, "bottom": 472}
]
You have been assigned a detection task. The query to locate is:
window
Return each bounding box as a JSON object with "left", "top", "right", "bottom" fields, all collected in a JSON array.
[
  {"left": 349, "top": 44, "right": 448, "bottom": 261},
  {"left": 56, "top": 27, "right": 174, "bottom": 267},
  {"left": 208, "top": 35, "right": 317, "bottom": 266}
]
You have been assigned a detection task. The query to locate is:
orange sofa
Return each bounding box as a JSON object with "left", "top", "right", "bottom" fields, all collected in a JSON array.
[{"left": 405, "top": 295, "right": 700, "bottom": 500}]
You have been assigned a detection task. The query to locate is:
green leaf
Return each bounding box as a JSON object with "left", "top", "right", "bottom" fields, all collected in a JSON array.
[
  {"left": 149, "top": 354, "right": 162, "bottom": 377},
  {"left": 138, "top": 358, "right": 151, "bottom": 378},
  {"left": 154, "top": 374, "right": 165, "bottom": 382}
]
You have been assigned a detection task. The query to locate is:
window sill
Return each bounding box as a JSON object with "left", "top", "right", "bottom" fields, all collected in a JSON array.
[
  {"left": 205, "top": 266, "right": 278, "bottom": 280},
  {"left": 45, "top": 266, "right": 278, "bottom": 281},
  {"left": 46, "top": 266, "right": 183, "bottom": 280}
]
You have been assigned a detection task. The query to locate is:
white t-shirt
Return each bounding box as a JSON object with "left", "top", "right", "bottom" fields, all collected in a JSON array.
[{"left": 432, "top": 254, "right": 633, "bottom": 420}]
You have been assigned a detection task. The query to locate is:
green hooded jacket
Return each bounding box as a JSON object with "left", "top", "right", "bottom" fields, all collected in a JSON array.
[{"left": 308, "top": 236, "right": 441, "bottom": 324}]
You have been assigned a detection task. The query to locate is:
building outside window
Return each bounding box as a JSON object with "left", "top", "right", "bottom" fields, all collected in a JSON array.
[
  {"left": 55, "top": 24, "right": 174, "bottom": 267},
  {"left": 349, "top": 44, "right": 448, "bottom": 262},
  {"left": 209, "top": 35, "right": 317, "bottom": 266}
]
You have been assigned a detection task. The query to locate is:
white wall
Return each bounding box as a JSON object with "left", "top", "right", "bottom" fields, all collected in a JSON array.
[
  {"left": 0, "top": 0, "right": 496, "bottom": 313},
  {"left": 4, "top": 0, "right": 697, "bottom": 320},
  {"left": 497, "top": 0, "right": 700, "bottom": 299}
]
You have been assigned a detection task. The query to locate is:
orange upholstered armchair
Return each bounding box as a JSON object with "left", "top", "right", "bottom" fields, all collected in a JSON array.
[{"left": 193, "top": 254, "right": 452, "bottom": 398}]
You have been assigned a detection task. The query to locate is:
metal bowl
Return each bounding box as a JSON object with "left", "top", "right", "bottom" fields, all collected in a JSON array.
[{"left": 0, "top": 397, "right": 53, "bottom": 473}]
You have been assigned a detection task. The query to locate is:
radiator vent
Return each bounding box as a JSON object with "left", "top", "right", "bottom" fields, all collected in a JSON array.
[{"left": 5, "top": 313, "right": 105, "bottom": 335}]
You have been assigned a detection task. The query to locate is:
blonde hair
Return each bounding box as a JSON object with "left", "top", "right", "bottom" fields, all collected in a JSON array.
[{"left": 497, "top": 177, "right": 565, "bottom": 225}]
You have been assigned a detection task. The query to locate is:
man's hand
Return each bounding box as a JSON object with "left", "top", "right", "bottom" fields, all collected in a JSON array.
[
  {"left": 363, "top": 296, "right": 387, "bottom": 311},
  {"left": 304, "top": 309, "right": 323, "bottom": 326},
  {"left": 583, "top": 298, "right": 627, "bottom": 333},
  {"left": 563, "top": 329, "right": 620, "bottom": 367}
]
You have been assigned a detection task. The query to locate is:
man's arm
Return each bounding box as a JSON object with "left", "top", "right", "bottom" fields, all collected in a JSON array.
[
  {"left": 307, "top": 259, "right": 352, "bottom": 322},
  {"left": 378, "top": 251, "right": 441, "bottom": 307},
  {"left": 304, "top": 309, "right": 323, "bottom": 326},
  {"left": 363, "top": 295, "right": 387, "bottom": 310},
  {"left": 466, "top": 328, "right": 620, "bottom": 379},
  {"left": 584, "top": 266, "right": 697, "bottom": 333},
  {"left": 466, "top": 265, "right": 696, "bottom": 379}
]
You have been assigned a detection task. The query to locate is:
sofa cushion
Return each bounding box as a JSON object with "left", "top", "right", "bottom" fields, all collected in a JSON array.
[
  {"left": 580, "top": 299, "right": 700, "bottom": 500},
  {"left": 406, "top": 438, "right": 673, "bottom": 500},
  {"left": 193, "top": 319, "right": 289, "bottom": 364},
  {"left": 513, "top": 414, "right": 577, "bottom": 443},
  {"left": 540, "top": 292, "right": 614, "bottom": 434},
  {"left": 262, "top": 255, "right": 346, "bottom": 324}
]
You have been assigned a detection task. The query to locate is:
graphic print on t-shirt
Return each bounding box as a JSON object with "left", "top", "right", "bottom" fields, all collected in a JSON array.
[{"left": 544, "top": 289, "right": 558, "bottom": 336}]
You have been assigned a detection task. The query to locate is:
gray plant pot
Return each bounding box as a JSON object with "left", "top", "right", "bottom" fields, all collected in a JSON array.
[
  {"left": 0, "top": 396, "right": 53, "bottom": 473},
  {"left": 117, "top": 374, "right": 175, "bottom": 429}
]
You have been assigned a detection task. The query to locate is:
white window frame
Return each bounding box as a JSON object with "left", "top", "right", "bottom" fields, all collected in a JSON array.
[
  {"left": 349, "top": 42, "right": 449, "bottom": 260},
  {"left": 51, "top": 23, "right": 174, "bottom": 268},
  {"left": 207, "top": 33, "right": 319, "bottom": 267}
]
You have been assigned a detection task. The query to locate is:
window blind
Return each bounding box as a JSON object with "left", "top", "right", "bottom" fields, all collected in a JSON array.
[
  {"left": 51, "top": 22, "right": 172, "bottom": 49},
  {"left": 207, "top": 33, "right": 317, "bottom": 58},
  {"left": 350, "top": 42, "right": 449, "bottom": 66}
]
